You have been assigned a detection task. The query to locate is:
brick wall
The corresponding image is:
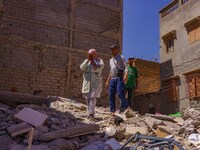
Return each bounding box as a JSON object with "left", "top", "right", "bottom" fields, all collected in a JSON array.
[
  {"left": 135, "top": 59, "right": 160, "bottom": 95},
  {"left": 0, "top": 0, "right": 122, "bottom": 105}
]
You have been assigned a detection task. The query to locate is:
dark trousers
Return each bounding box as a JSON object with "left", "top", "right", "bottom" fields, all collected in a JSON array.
[
  {"left": 109, "top": 78, "right": 129, "bottom": 112},
  {"left": 125, "top": 88, "right": 134, "bottom": 108}
]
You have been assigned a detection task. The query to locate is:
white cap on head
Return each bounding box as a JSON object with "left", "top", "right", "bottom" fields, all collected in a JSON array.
[{"left": 88, "top": 49, "right": 96, "bottom": 54}]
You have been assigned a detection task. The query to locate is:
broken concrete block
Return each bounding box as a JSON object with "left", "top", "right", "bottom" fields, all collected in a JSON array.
[
  {"left": 173, "top": 117, "right": 184, "bottom": 126},
  {"left": 0, "top": 135, "right": 14, "bottom": 150},
  {"left": 113, "top": 128, "right": 125, "bottom": 141},
  {"left": 7, "top": 122, "right": 32, "bottom": 137},
  {"left": 14, "top": 107, "right": 48, "bottom": 127},
  {"left": 81, "top": 140, "right": 112, "bottom": 150},
  {"left": 105, "top": 138, "right": 121, "bottom": 150},
  {"left": 124, "top": 126, "right": 148, "bottom": 139},
  {"left": 155, "top": 126, "right": 171, "bottom": 138}
]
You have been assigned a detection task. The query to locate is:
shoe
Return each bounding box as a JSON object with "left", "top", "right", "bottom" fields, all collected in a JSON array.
[
  {"left": 88, "top": 114, "right": 96, "bottom": 121},
  {"left": 119, "top": 108, "right": 125, "bottom": 113},
  {"left": 110, "top": 112, "right": 115, "bottom": 117}
]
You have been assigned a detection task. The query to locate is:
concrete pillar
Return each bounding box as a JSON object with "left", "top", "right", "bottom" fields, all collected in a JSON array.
[{"left": 179, "top": 75, "right": 190, "bottom": 111}]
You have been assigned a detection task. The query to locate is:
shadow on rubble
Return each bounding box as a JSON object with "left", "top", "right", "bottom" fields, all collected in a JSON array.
[{"left": 0, "top": 90, "right": 103, "bottom": 150}]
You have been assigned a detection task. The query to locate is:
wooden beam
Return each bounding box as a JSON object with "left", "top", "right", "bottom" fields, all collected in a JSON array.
[
  {"left": 39, "top": 124, "right": 100, "bottom": 142},
  {"left": 0, "top": 90, "right": 52, "bottom": 106}
]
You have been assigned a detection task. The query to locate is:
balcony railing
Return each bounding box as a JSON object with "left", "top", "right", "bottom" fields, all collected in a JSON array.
[{"left": 159, "top": 0, "right": 190, "bottom": 18}]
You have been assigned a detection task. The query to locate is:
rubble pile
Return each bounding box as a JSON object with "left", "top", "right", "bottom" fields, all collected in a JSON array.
[{"left": 0, "top": 95, "right": 200, "bottom": 150}]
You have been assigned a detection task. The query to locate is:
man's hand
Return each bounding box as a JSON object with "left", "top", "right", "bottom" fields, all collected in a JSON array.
[
  {"left": 105, "top": 81, "right": 109, "bottom": 88},
  {"left": 123, "top": 77, "right": 127, "bottom": 84},
  {"left": 106, "top": 75, "right": 111, "bottom": 88}
]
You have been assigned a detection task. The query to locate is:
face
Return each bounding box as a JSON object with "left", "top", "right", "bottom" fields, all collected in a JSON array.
[
  {"left": 111, "top": 48, "right": 119, "bottom": 56},
  {"left": 128, "top": 59, "right": 135, "bottom": 66},
  {"left": 88, "top": 54, "right": 94, "bottom": 60}
]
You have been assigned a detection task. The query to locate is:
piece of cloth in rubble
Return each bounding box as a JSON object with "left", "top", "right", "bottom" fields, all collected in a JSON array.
[{"left": 80, "top": 58, "right": 104, "bottom": 98}]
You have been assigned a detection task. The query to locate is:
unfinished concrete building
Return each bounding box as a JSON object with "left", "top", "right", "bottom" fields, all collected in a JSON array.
[
  {"left": 0, "top": 0, "right": 123, "bottom": 104},
  {"left": 159, "top": 0, "right": 200, "bottom": 114}
]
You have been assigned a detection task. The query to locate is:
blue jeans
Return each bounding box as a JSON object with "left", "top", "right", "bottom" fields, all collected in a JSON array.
[{"left": 109, "top": 78, "right": 129, "bottom": 112}]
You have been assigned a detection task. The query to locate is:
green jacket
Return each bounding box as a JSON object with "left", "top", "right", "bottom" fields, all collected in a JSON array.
[{"left": 125, "top": 65, "right": 138, "bottom": 89}]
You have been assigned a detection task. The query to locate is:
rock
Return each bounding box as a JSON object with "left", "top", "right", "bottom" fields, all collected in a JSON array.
[
  {"left": 48, "top": 138, "right": 75, "bottom": 150},
  {"left": 178, "top": 127, "right": 186, "bottom": 135},
  {"left": 192, "top": 120, "right": 200, "bottom": 127},
  {"left": 173, "top": 117, "right": 184, "bottom": 126},
  {"left": 114, "top": 115, "right": 124, "bottom": 126},
  {"left": 155, "top": 126, "right": 171, "bottom": 138},
  {"left": 114, "top": 130, "right": 125, "bottom": 141},
  {"left": 105, "top": 126, "right": 116, "bottom": 137},
  {"left": 183, "top": 108, "right": 200, "bottom": 120}
]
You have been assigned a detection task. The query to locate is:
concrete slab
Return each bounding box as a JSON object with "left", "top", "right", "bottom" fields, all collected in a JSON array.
[
  {"left": 105, "top": 138, "right": 121, "bottom": 150},
  {"left": 14, "top": 107, "right": 48, "bottom": 127}
]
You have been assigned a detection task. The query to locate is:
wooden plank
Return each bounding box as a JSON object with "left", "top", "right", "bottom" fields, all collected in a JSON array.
[
  {"left": 0, "top": 90, "right": 52, "bottom": 106},
  {"left": 28, "top": 128, "right": 34, "bottom": 150},
  {"left": 7, "top": 122, "right": 32, "bottom": 137},
  {"left": 39, "top": 124, "right": 100, "bottom": 142},
  {"left": 14, "top": 107, "right": 48, "bottom": 127}
]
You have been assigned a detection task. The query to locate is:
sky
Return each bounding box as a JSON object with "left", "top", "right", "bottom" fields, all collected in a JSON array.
[{"left": 122, "top": 0, "right": 172, "bottom": 62}]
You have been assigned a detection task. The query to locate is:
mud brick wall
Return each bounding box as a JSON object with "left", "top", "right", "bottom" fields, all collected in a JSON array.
[
  {"left": 135, "top": 59, "right": 160, "bottom": 95},
  {"left": 0, "top": 0, "right": 122, "bottom": 105}
]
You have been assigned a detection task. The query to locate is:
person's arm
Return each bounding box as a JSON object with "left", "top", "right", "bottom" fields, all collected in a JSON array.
[
  {"left": 92, "top": 59, "right": 104, "bottom": 73},
  {"left": 106, "top": 75, "right": 111, "bottom": 88},
  {"left": 80, "top": 59, "right": 89, "bottom": 71},
  {"left": 123, "top": 67, "right": 128, "bottom": 84}
]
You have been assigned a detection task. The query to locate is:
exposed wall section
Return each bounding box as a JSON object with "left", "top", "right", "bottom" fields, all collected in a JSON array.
[
  {"left": 159, "top": 0, "right": 200, "bottom": 113},
  {"left": 0, "top": 0, "right": 122, "bottom": 105}
]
